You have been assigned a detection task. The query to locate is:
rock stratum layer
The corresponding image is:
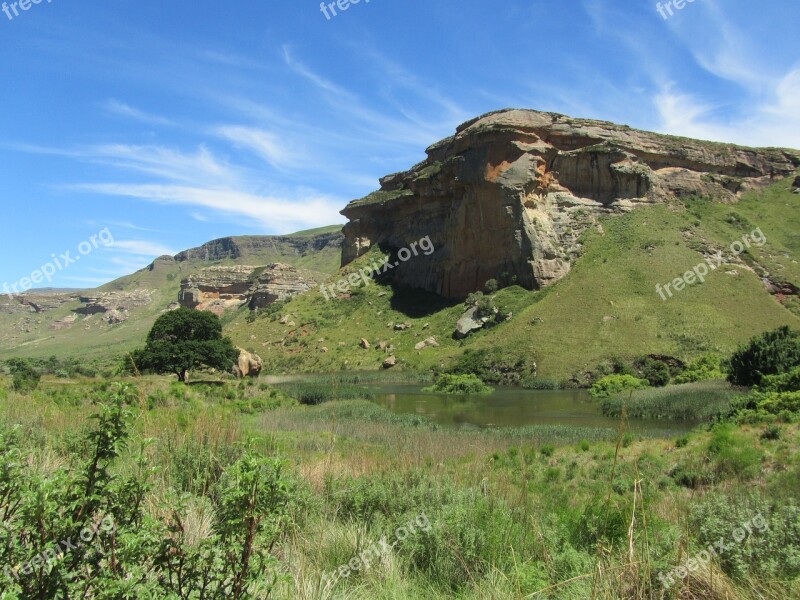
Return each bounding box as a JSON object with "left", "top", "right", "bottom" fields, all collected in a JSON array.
[
  {"left": 179, "top": 263, "right": 322, "bottom": 315},
  {"left": 341, "top": 109, "right": 800, "bottom": 299}
]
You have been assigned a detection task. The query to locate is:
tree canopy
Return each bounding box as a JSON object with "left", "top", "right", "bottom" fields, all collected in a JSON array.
[{"left": 131, "top": 308, "right": 239, "bottom": 383}]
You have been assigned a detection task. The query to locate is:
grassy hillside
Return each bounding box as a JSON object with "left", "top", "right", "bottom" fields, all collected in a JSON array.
[
  {"left": 0, "top": 229, "right": 343, "bottom": 362},
  {"left": 228, "top": 177, "right": 800, "bottom": 380}
]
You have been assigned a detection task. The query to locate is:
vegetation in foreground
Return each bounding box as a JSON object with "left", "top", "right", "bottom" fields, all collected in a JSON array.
[{"left": 0, "top": 362, "right": 798, "bottom": 598}]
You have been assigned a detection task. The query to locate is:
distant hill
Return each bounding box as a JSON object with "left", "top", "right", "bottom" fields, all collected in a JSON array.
[{"left": 0, "top": 228, "right": 343, "bottom": 361}]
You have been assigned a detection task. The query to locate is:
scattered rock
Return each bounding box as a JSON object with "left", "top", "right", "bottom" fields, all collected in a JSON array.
[
  {"left": 376, "top": 341, "right": 388, "bottom": 351},
  {"left": 360, "top": 338, "right": 371, "bottom": 349},
  {"left": 232, "top": 348, "right": 263, "bottom": 379},
  {"left": 394, "top": 323, "right": 412, "bottom": 331},
  {"left": 320, "top": 347, "right": 329, "bottom": 353},
  {"left": 422, "top": 323, "right": 430, "bottom": 330},
  {"left": 382, "top": 356, "right": 397, "bottom": 369},
  {"left": 279, "top": 315, "right": 291, "bottom": 325},
  {"left": 415, "top": 336, "right": 439, "bottom": 350}
]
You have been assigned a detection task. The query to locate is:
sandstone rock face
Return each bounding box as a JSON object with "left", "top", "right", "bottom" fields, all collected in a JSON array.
[
  {"left": 180, "top": 265, "right": 257, "bottom": 313},
  {"left": 341, "top": 109, "right": 800, "bottom": 299},
  {"left": 248, "top": 264, "right": 320, "bottom": 309},
  {"left": 179, "top": 263, "right": 321, "bottom": 314},
  {"left": 233, "top": 348, "right": 263, "bottom": 378}
]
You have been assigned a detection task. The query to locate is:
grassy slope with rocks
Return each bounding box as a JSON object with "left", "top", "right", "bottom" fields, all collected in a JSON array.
[{"left": 229, "top": 177, "right": 800, "bottom": 380}]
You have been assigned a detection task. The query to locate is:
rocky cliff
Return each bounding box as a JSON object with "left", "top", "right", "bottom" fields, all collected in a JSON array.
[
  {"left": 340, "top": 109, "right": 800, "bottom": 299},
  {"left": 179, "top": 263, "right": 322, "bottom": 315},
  {"left": 175, "top": 232, "right": 343, "bottom": 263}
]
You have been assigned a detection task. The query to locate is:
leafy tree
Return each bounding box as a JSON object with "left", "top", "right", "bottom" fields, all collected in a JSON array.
[
  {"left": 727, "top": 326, "right": 800, "bottom": 387},
  {"left": 131, "top": 308, "right": 239, "bottom": 383},
  {"left": 484, "top": 279, "right": 499, "bottom": 294}
]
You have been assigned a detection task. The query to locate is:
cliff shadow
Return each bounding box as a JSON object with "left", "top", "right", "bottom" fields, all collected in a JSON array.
[{"left": 388, "top": 286, "right": 460, "bottom": 318}]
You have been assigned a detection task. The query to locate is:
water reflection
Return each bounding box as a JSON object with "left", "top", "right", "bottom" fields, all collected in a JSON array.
[{"left": 366, "top": 384, "right": 695, "bottom": 434}]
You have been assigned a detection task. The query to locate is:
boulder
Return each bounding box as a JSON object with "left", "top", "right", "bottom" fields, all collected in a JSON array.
[
  {"left": 360, "top": 338, "right": 371, "bottom": 349},
  {"left": 232, "top": 348, "right": 263, "bottom": 379},
  {"left": 454, "top": 306, "right": 484, "bottom": 339},
  {"left": 382, "top": 356, "right": 397, "bottom": 369}
]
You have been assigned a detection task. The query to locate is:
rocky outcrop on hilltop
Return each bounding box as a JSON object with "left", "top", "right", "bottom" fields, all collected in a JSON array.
[
  {"left": 74, "top": 290, "right": 154, "bottom": 324},
  {"left": 179, "top": 263, "right": 321, "bottom": 315},
  {"left": 0, "top": 292, "right": 78, "bottom": 314},
  {"left": 341, "top": 109, "right": 800, "bottom": 299},
  {"left": 175, "top": 232, "right": 343, "bottom": 263}
]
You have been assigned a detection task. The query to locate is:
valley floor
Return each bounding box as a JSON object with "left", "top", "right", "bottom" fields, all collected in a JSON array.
[{"left": 1, "top": 375, "right": 798, "bottom": 599}]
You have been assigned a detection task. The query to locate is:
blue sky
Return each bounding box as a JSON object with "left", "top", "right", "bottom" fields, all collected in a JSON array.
[{"left": 1, "top": 0, "right": 798, "bottom": 290}]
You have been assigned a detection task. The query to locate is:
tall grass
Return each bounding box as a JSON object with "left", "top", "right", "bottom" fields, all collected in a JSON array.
[{"left": 600, "top": 380, "right": 743, "bottom": 421}]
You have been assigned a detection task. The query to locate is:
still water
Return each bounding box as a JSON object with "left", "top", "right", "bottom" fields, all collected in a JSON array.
[{"left": 366, "top": 384, "right": 696, "bottom": 434}]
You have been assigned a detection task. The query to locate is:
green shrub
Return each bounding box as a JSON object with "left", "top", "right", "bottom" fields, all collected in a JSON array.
[
  {"left": 521, "top": 376, "right": 561, "bottom": 390},
  {"left": 691, "top": 494, "right": 800, "bottom": 580},
  {"left": 6, "top": 359, "right": 41, "bottom": 392},
  {"left": 639, "top": 358, "right": 671, "bottom": 387},
  {"left": 589, "top": 374, "right": 648, "bottom": 399},
  {"left": 448, "top": 348, "right": 529, "bottom": 385},
  {"left": 727, "top": 326, "right": 800, "bottom": 387},
  {"left": 674, "top": 354, "right": 725, "bottom": 384},
  {"left": 708, "top": 424, "right": 763, "bottom": 479},
  {"left": 423, "top": 374, "right": 493, "bottom": 395}
]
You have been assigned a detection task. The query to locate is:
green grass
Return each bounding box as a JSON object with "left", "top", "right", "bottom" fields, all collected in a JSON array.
[{"left": 2, "top": 375, "right": 798, "bottom": 599}]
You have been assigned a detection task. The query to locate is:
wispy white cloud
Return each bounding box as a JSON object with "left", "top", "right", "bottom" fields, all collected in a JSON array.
[
  {"left": 213, "top": 125, "right": 299, "bottom": 170},
  {"left": 69, "top": 183, "right": 345, "bottom": 232},
  {"left": 111, "top": 240, "right": 177, "bottom": 256},
  {"left": 103, "top": 99, "right": 175, "bottom": 127}
]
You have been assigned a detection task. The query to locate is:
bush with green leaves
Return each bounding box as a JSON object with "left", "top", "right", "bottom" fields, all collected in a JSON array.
[
  {"left": 0, "top": 383, "right": 298, "bottom": 598},
  {"left": 423, "top": 373, "right": 493, "bottom": 395},
  {"left": 638, "top": 357, "right": 671, "bottom": 387},
  {"left": 691, "top": 494, "right": 800, "bottom": 580},
  {"left": 588, "top": 374, "right": 648, "bottom": 399},
  {"left": 5, "top": 358, "right": 41, "bottom": 392},
  {"left": 447, "top": 347, "right": 530, "bottom": 385},
  {"left": 673, "top": 354, "right": 725, "bottom": 384},
  {"left": 727, "top": 326, "right": 800, "bottom": 387}
]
